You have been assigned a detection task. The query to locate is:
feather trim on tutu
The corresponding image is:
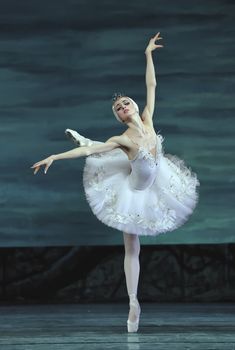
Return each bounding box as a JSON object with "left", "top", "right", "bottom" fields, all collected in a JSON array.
[{"left": 82, "top": 133, "right": 200, "bottom": 236}]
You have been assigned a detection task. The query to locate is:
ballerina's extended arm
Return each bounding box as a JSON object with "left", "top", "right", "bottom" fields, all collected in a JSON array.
[
  {"left": 142, "top": 32, "right": 163, "bottom": 125},
  {"left": 30, "top": 136, "right": 120, "bottom": 175}
]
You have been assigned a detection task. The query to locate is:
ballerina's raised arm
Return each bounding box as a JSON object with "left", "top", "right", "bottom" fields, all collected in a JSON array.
[{"left": 142, "top": 32, "right": 163, "bottom": 126}]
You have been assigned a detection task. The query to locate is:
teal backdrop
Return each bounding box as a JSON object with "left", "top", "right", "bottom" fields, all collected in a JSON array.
[{"left": 0, "top": 0, "right": 234, "bottom": 246}]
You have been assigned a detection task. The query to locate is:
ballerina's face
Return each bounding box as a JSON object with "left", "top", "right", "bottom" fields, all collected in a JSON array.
[{"left": 113, "top": 97, "right": 136, "bottom": 122}]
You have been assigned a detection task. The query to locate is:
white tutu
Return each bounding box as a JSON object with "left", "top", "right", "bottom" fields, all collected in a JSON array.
[{"left": 82, "top": 133, "right": 200, "bottom": 236}]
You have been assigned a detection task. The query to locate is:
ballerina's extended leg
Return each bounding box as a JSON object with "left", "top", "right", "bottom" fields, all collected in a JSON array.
[{"left": 65, "top": 128, "right": 103, "bottom": 147}]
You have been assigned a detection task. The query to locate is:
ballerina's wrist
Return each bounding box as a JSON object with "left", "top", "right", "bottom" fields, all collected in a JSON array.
[
  {"left": 145, "top": 49, "right": 152, "bottom": 55},
  {"left": 51, "top": 154, "right": 58, "bottom": 161}
]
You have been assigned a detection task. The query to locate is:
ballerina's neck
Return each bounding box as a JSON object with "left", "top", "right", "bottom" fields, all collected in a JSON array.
[{"left": 128, "top": 125, "right": 150, "bottom": 136}]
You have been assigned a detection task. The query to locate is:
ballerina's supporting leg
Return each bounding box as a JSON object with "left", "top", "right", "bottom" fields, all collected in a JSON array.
[{"left": 123, "top": 232, "right": 141, "bottom": 331}]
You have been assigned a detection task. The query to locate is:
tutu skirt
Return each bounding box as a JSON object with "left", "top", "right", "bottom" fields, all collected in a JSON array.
[{"left": 82, "top": 134, "right": 200, "bottom": 236}]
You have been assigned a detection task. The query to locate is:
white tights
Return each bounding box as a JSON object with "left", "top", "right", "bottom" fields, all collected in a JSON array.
[
  {"left": 123, "top": 232, "right": 140, "bottom": 296},
  {"left": 123, "top": 232, "right": 141, "bottom": 323}
]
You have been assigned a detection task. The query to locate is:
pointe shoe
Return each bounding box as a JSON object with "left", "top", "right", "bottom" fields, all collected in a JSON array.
[
  {"left": 65, "top": 129, "right": 93, "bottom": 147},
  {"left": 127, "top": 293, "right": 141, "bottom": 333}
]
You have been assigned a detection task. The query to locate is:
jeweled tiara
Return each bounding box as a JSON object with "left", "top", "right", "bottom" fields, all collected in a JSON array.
[{"left": 112, "top": 92, "right": 126, "bottom": 102}]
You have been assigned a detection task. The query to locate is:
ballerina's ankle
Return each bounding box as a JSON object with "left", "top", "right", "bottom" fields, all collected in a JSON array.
[
  {"left": 128, "top": 293, "right": 140, "bottom": 312},
  {"left": 129, "top": 293, "right": 138, "bottom": 302}
]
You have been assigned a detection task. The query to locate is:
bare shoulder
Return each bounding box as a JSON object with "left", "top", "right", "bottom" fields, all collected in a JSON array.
[{"left": 106, "top": 134, "right": 130, "bottom": 148}]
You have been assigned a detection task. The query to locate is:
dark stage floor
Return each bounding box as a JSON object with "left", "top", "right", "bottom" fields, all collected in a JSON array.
[{"left": 0, "top": 303, "right": 235, "bottom": 349}]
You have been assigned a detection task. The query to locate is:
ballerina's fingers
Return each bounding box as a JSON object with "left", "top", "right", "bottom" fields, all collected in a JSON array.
[
  {"left": 31, "top": 160, "right": 49, "bottom": 175},
  {"left": 33, "top": 166, "right": 40, "bottom": 175},
  {"left": 30, "top": 163, "right": 42, "bottom": 175},
  {"left": 147, "top": 34, "right": 163, "bottom": 50},
  {"left": 151, "top": 34, "right": 163, "bottom": 45},
  {"left": 153, "top": 36, "right": 163, "bottom": 42},
  {"left": 153, "top": 32, "right": 163, "bottom": 40},
  {"left": 44, "top": 162, "right": 52, "bottom": 174}
]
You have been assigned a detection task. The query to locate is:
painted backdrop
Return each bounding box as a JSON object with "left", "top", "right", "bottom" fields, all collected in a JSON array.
[{"left": 0, "top": 0, "right": 234, "bottom": 246}]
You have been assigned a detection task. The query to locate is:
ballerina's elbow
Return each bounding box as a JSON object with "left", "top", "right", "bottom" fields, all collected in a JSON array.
[
  {"left": 86, "top": 146, "right": 101, "bottom": 156},
  {"left": 85, "top": 147, "right": 93, "bottom": 156},
  {"left": 86, "top": 141, "right": 119, "bottom": 156},
  {"left": 146, "top": 81, "right": 157, "bottom": 87}
]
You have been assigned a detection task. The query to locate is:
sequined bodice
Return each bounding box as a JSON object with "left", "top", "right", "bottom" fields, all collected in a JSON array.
[{"left": 127, "top": 135, "right": 160, "bottom": 191}]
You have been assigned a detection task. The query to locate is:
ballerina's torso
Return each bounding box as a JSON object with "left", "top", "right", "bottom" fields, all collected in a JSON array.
[{"left": 119, "top": 127, "right": 159, "bottom": 190}]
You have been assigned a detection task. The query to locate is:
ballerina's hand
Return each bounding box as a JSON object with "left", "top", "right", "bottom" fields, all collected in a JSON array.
[
  {"left": 30, "top": 155, "right": 55, "bottom": 175},
  {"left": 145, "top": 32, "right": 163, "bottom": 54}
]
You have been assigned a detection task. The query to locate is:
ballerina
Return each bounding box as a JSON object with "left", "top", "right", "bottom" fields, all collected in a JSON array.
[{"left": 31, "top": 32, "right": 200, "bottom": 333}]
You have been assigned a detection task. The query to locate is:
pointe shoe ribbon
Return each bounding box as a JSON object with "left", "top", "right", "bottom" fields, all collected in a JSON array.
[
  {"left": 127, "top": 294, "right": 141, "bottom": 333},
  {"left": 65, "top": 129, "right": 93, "bottom": 147}
]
